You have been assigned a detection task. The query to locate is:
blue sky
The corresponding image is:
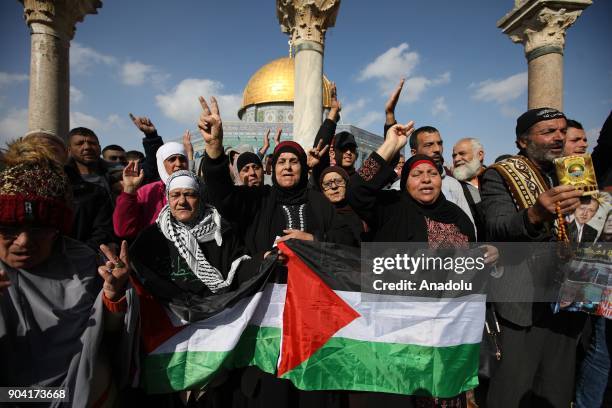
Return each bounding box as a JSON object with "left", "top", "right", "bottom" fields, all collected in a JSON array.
[{"left": 1, "top": 0, "right": 610, "bottom": 163}]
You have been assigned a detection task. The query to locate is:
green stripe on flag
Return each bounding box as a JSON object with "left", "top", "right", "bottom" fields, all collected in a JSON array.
[
  {"left": 142, "top": 326, "right": 281, "bottom": 393},
  {"left": 280, "top": 336, "right": 480, "bottom": 398}
]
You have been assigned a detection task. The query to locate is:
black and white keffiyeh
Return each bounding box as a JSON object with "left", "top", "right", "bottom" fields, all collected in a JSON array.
[{"left": 156, "top": 170, "right": 249, "bottom": 293}]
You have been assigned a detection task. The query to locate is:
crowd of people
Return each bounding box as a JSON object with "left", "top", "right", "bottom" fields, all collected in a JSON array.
[{"left": 0, "top": 78, "right": 611, "bottom": 408}]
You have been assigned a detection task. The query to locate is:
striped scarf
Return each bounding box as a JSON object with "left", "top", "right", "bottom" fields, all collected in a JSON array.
[{"left": 156, "top": 204, "right": 247, "bottom": 293}]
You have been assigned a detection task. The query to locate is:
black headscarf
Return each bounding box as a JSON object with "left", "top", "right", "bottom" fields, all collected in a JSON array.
[
  {"left": 398, "top": 154, "right": 475, "bottom": 241},
  {"left": 236, "top": 152, "right": 262, "bottom": 173},
  {"left": 271, "top": 141, "right": 309, "bottom": 205}
]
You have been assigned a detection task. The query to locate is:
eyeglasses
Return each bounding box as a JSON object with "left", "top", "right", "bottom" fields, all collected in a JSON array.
[
  {"left": 0, "top": 226, "right": 58, "bottom": 240},
  {"left": 321, "top": 179, "right": 346, "bottom": 190}
]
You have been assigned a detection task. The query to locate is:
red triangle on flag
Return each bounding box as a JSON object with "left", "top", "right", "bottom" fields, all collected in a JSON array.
[
  {"left": 277, "top": 242, "right": 360, "bottom": 377},
  {"left": 129, "top": 275, "right": 186, "bottom": 354}
]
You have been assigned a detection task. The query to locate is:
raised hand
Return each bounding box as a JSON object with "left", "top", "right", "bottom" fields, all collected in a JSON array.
[
  {"left": 182, "top": 129, "right": 194, "bottom": 161},
  {"left": 274, "top": 127, "right": 283, "bottom": 145},
  {"left": 388, "top": 120, "right": 415, "bottom": 150},
  {"left": 328, "top": 82, "right": 341, "bottom": 121},
  {"left": 122, "top": 160, "right": 145, "bottom": 194},
  {"left": 307, "top": 139, "right": 330, "bottom": 169},
  {"left": 263, "top": 129, "right": 271, "bottom": 146},
  {"left": 98, "top": 241, "right": 130, "bottom": 302},
  {"left": 129, "top": 113, "right": 156, "bottom": 134},
  {"left": 385, "top": 78, "right": 405, "bottom": 124},
  {"left": 198, "top": 96, "right": 224, "bottom": 160},
  {"left": 258, "top": 129, "right": 271, "bottom": 156},
  {"left": 198, "top": 96, "right": 223, "bottom": 143},
  {"left": 330, "top": 82, "right": 341, "bottom": 111},
  {"left": 377, "top": 120, "right": 415, "bottom": 162}
]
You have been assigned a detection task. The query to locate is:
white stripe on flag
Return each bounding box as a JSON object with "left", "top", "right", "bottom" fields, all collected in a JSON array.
[{"left": 335, "top": 292, "right": 486, "bottom": 347}]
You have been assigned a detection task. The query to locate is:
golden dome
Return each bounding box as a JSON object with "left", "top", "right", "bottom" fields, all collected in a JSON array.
[{"left": 239, "top": 57, "right": 332, "bottom": 117}]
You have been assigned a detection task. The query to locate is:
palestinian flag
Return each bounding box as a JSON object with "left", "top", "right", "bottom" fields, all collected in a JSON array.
[
  {"left": 134, "top": 240, "right": 484, "bottom": 398},
  {"left": 131, "top": 257, "right": 284, "bottom": 393},
  {"left": 276, "top": 240, "right": 485, "bottom": 398}
]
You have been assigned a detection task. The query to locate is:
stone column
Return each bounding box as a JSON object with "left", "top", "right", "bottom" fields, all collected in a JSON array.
[
  {"left": 21, "top": 0, "right": 102, "bottom": 140},
  {"left": 498, "top": 0, "right": 591, "bottom": 111},
  {"left": 277, "top": 0, "right": 340, "bottom": 148}
]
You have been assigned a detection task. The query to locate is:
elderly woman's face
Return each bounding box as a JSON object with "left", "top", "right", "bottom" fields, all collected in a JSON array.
[
  {"left": 406, "top": 163, "right": 442, "bottom": 205},
  {"left": 274, "top": 152, "right": 301, "bottom": 188},
  {"left": 169, "top": 188, "right": 199, "bottom": 223},
  {"left": 0, "top": 226, "right": 58, "bottom": 269},
  {"left": 321, "top": 171, "right": 347, "bottom": 203}
]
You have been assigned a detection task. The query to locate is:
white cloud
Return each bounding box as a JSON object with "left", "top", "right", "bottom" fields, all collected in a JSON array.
[
  {"left": 121, "top": 62, "right": 152, "bottom": 86},
  {"left": 340, "top": 98, "right": 368, "bottom": 122},
  {"left": 70, "top": 86, "right": 83, "bottom": 104},
  {"left": 0, "top": 72, "right": 28, "bottom": 89},
  {"left": 358, "top": 43, "right": 419, "bottom": 82},
  {"left": 70, "top": 111, "right": 128, "bottom": 132},
  {"left": 431, "top": 96, "right": 450, "bottom": 117},
  {"left": 402, "top": 72, "right": 451, "bottom": 103},
  {"left": 71, "top": 43, "right": 169, "bottom": 89},
  {"left": 500, "top": 104, "right": 521, "bottom": 118},
  {"left": 355, "top": 111, "right": 384, "bottom": 129},
  {"left": 156, "top": 78, "right": 242, "bottom": 124},
  {"left": 70, "top": 111, "right": 103, "bottom": 130},
  {"left": 107, "top": 114, "right": 127, "bottom": 128},
  {"left": 358, "top": 44, "right": 451, "bottom": 103},
  {"left": 71, "top": 42, "right": 117, "bottom": 74},
  {"left": 120, "top": 61, "right": 169, "bottom": 87},
  {"left": 471, "top": 72, "right": 527, "bottom": 104},
  {"left": 0, "top": 108, "right": 29, "bottom": 146}
]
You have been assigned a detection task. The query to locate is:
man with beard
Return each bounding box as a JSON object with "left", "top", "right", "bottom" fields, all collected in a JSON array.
[
  {"left": 452, "top": 137, "right": 486, "bottom": 238},
  {"left": 563, "top": 119, "right": 588, "bottom": 155},
  {"left": 408, "top": 126, "right": 475, "bottom": 228},
  {"left": 452, "top": 138, "right": 485, "bottom": 188},
  {"left": 66, "top": 127, "right": 113, "bottom": 199},
  {"left": 481, "top": 107, "right": 585, "bottom": 408}
]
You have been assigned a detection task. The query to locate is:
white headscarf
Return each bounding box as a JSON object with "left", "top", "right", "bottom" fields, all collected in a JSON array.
[{"left": 156, "top": 142, "right": 186, "bottom": 184}]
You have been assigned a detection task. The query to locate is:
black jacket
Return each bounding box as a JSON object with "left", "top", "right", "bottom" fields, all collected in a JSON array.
[
  {"left": 64, "top": 165, "right": 117, "bottom": 251},
  {"left": 141, "top": 130, "right": 164, "bottom": 184}
]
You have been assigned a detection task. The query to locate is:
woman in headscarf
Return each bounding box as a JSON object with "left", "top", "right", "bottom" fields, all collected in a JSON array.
[
  {"left": 319, "top": 166, "right": 368, "bottom": 243},
  {"left": 347, "top": 122, "right": 486, "bottom": 407},
  {"left": 198, "top": 96, "right": 355, "bottom": 258},
  {"left": 129, "top": 170, "right": 256, "bottom": 298},
  {"left": 100, "top": 170, "right": 262, "bottom": 406},
  {"left": 198, "top": 96, "right": 352, "bottom": 407}
]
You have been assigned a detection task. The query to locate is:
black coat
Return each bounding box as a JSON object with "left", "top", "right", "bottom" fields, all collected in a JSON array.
[
  {"left": 64, "top": 165, "right": 116, "bottom": 250},
  {"left": 202, "top": 153, "right": 357, "bottom": 258}
]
